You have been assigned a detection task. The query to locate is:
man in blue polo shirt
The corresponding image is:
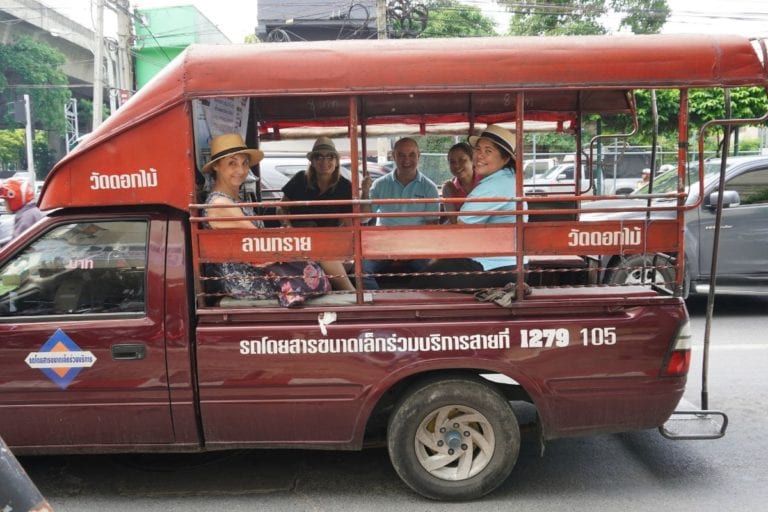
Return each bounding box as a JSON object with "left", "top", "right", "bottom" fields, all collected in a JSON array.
[{"left": 362, "top": 137, "right": 439, "bottom": 289}]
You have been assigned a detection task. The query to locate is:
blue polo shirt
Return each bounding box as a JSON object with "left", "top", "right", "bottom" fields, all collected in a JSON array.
[
  {"left": 459, "top": 167, "right": 526, "bottom": 269},
  {"left": 370, "top": 171, "right": 440, "bottom": 226}
]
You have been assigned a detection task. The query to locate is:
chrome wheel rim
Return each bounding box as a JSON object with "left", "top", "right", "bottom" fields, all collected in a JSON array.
[
  {"left": 626, "top": 266, "right": 668, "bottom": 285},
  {"left": 414, "top": 405, "right": 495, "bottom": 481}
]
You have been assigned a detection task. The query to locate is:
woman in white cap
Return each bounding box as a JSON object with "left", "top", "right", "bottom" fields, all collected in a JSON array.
[
  {"left": 202, "top": 133, "right": 331, "bottom": 307},
  {"left": 411, "top": 124, "right": 523, "bottom": 290}
]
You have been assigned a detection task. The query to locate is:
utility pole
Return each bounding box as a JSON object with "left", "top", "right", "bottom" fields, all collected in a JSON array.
[
  {"left": 115, "top": 0, "right": 134, "bottom": 105},
  {"left": 376, "top": 1, "right": 389, "bottom": 163},
  {"left": 92, "top": 0, "right": 106, "bottom": 129},
  {"left": 377, "top": 0, "right": 388, "bottom": 40},
  {"left": 23, "top": 94, "right": 35, "bottom": 183},
  {"left": 106, "top": 39, "right": 118, "bottom": 114}
]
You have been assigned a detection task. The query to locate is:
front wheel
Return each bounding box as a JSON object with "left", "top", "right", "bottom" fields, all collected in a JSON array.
[{"left": 387, "top": 376, "right": 520, "bottom": 501}]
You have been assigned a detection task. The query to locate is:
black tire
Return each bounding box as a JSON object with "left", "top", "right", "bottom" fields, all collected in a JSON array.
[
  {"left": 387, "top": 376, "right": 520, "bottom": 501},
  {"left": 605, "top": 254, "right": 676, "bottom": 288}
]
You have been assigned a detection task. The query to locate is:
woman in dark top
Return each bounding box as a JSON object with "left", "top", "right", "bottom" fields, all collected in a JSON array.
[
  {"left": 281, "top": 137, "right": 353, "bottom": 227},
  {"left": 280, "top": 137, "right": 357, "bottom": 290}
]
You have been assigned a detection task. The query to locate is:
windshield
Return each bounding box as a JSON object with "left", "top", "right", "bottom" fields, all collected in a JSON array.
[{"left": 632, "top": 160, "right": 725, "bottom": 195}]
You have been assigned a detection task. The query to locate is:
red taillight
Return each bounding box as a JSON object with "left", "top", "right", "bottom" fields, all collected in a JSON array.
[
  {"left": 664, "top": 350, "right": 691, "bottom": 376},
  {"left": 662, "top": 321, "right": 692, "bottom": 377}
]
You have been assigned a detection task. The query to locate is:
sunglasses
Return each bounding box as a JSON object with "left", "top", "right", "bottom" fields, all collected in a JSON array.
[{"left": 312, "top": 153, "right": 336, "bottom": 162}]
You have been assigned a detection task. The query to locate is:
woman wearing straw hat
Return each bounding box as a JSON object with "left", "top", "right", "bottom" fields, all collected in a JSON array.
[
  {"left": 411, "top": 124, "right": 524, "bottom": 290},
  {"left": 202, "top": 133, "right": 331, "bottom": 307}
]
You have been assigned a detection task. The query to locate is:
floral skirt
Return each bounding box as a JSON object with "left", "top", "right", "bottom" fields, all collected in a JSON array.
[{"left": 213, "top": 260, "right": 331, "bottom": 307}]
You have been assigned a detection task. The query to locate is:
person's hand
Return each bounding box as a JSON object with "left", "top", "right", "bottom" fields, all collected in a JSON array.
[{"left": 361, "top": 174, "right": 372, "bottom": 198}]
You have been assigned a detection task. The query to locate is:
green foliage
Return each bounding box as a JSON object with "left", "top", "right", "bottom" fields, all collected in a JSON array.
[
  {"left": 689, "top": 87, "right": 768, "bottom": 126},
  {"left": 415, "top": 135, "right": 454, "bottom": 153},
  {"left": 599, "top": 89, "right": 680, "bottom": 144},
  {"left": 0, "top": 129, "right": 51, "bottom": 176},
  {"left": 0, "top": 130, "right": 25, "bottom": 167},
  {"left": 611, "top": 0, "right": 669, "bottom": 34},
  {"left": 737, "top": 138, "right": 762, "bottom": 153},
  {"left": 526, "top": 132, "right": 577, "bottom": 153},
  {"left": 500, "top": 0, "right": 669, "bottom": 36},
  {"left": 505, "top": 0, "right": 608, "bottom": 36},
  {"left": 0, "top": 35, "right": 71, "bottom": 133},
  {"left": 740, "top": 187, "right": 768, "bottom": 205},
  {"left": 421, "top": 0, "right": 498, "bottom": 37},
  {"left": 689, "top": 87, "right": 768, "bottom": 155}
]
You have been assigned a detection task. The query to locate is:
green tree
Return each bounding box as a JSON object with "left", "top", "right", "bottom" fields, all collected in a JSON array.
[
  {"left": 0, "top": 130, "right": 25, "bottom": 169},
  {"left": 500, "top": 0, "right": 670, "bottom": 36},
  {"left": 689, "top": 87, "right": 768, "bottom": 126},
  {"left": 0, "top": 129, "right": 52, "bottom": 175},
  {"left": 0, "top": 35, "right": 70, "bottom": 175},
  {"left": 689, "top": 86, "right": 768, "bottom": 154},
  {"left": 421, "top": 0, "right": 498, "bottom": 38},
  {"left": 0, "top": 35, "right": 71, "bottom": 132}
]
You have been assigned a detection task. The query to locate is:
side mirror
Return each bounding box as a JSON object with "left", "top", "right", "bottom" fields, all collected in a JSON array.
[{"left": 707, "top": 190, "right": 740, "bottom": 209}]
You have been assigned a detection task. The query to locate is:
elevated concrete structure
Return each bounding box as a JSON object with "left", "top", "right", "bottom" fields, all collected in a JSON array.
[{"left": 0, "top": 0, "right": 95, "bottom": 94}]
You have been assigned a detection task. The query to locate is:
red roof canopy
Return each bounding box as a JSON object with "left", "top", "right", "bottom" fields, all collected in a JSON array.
[{"left": 42, "top": 34, "right": 767, "bottom": 211}]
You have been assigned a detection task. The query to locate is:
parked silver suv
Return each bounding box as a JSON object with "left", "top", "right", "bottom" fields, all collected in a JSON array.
[{"left": 581, "top": 155, "right": 768, "bottom": 297}]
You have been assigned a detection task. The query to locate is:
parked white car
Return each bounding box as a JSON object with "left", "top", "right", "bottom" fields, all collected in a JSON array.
[{"left": 523, "top": 163, "right": 594, "bottom": 195}]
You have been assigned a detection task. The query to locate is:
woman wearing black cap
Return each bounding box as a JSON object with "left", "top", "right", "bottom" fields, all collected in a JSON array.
[{"left": 411, "top": 124, "right": 523, "bottom": 290}]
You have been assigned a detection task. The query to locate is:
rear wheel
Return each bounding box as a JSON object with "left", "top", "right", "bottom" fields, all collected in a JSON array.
[
  {"left": 606, "top": 254, "right": 676, "bottom": 288},
  {"left": 387, "top": 376, "right": 520, "bottom": 501}
]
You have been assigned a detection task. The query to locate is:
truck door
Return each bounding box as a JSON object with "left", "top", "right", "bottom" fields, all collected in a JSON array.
[
  {"left": 696, "top": 165, "right": 768, "bottom": 282},
  {"left": 0, "top": 214, "right": 175, "bottom": 448}
]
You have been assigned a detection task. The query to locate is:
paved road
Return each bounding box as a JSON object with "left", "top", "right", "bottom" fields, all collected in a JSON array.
[{"left": 20, "top": 295, "right": 768, "bottom": 512}]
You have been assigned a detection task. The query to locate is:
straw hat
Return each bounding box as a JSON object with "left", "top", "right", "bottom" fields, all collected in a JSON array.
[
  {"left": 468, "top": 124, "right": 516, "bottom": 159},
  {"left": 202, "top": 133, "right": 264, "bottom": 172},
  {"left": 306, "top": 136, "right": 339, "bottom": 160}
]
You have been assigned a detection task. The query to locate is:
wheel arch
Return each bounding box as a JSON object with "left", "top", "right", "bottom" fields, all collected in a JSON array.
[{"left": 358, "top": 365, "right": 537, "bottom": 448}]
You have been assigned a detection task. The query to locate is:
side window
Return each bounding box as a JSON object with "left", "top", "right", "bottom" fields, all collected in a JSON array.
[
  {"left": 725, "top": 168, "right": 768, "bottom": 205},
  {"left": 0, "top": 220, "right": 148, "bottom": 317}
]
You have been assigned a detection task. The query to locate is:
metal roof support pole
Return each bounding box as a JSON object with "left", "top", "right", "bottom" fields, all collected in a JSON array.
[
  {"left": 675, "top": 89, "right": 689, "bottom": 297},
  {"left": 348, "top": 96, "right": 365, "bottom": 302},
  {"left": 515, "top": 92, "right": 525, "bottom": 301}
]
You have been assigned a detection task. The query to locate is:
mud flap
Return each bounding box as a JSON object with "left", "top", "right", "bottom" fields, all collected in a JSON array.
[{"left": 659, "top": 399, "right": 728, "bottom": 440}]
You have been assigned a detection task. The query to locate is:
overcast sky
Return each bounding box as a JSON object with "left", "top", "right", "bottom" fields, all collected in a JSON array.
[{"left": 42, "top": 0, "right": 768, "bottom": 43}]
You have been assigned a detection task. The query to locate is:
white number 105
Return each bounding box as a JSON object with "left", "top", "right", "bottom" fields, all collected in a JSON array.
[{"left": 580, "top": 327, "right": 617, "bottom": 346}]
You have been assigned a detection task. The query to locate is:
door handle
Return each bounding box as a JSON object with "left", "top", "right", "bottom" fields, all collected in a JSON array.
[{"left": 111, "top": 343, "right": 146, "bottom": 360}]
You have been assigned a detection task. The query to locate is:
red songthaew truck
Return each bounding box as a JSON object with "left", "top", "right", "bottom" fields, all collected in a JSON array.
[{"left": 2, "top": 34, "right": 762, "bottom": 500}]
